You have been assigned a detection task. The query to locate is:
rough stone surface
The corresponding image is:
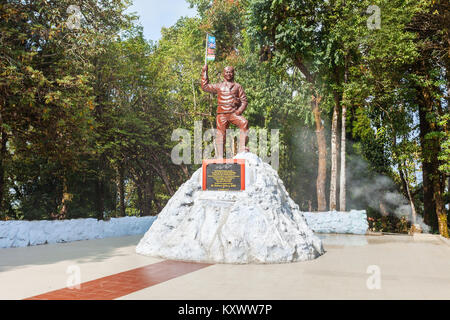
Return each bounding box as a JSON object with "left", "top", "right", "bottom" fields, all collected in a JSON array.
[
  {"left": 136, "top": 152, "right": 324, "bottom": 264},
  {"left": 303, "top": 210, "right": 369, "bottom": 235}
]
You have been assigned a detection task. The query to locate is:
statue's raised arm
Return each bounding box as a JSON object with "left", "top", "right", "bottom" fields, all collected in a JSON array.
[{"left": 201, "top": 64, "right": 219, "bottom": 94}]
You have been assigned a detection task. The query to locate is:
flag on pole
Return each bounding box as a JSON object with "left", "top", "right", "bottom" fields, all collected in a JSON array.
[{"left": 205, "top": 34, "right": 216, "bottom": 62}]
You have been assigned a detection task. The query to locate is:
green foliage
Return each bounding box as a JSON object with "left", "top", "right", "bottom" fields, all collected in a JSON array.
[
  {"left": 0, "top": 0, "right": 448, "bottom": 233},
  {"left": 367, "top": 213, "right": 410, "bottom": 233}
]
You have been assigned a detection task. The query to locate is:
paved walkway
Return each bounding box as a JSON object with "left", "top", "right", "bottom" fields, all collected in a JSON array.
[{"left": 1, "top": 233, "right": 449, "bottom": 300}]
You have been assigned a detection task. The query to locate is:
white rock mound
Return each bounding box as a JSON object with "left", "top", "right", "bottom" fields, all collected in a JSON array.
[{"left": 136, "top": 152, "right": 324, "bottom": 264}]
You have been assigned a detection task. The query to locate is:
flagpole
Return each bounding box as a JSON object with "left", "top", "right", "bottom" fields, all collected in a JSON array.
[{"left": 205, "top": 33, "right": 208, "bottom": 65}]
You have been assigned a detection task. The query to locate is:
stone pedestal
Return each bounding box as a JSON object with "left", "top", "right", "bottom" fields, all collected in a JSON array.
[{"left": 136, "top": 152, "right": 324, "bottom": 264}]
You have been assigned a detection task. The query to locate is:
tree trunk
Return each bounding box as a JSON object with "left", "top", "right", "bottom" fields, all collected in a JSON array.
[
  {"left": 157, "top": 164, "right": 175, "bottom": 196},
  {"left": 180, "top": 164, "right": 190, "bottom": 180},
  {"left": 149, "top": 154, "right": 175, "bottom": 196},
  {"left": 136, "top": 183, "right": 143, "bottom": 216},
  {"left": 56, "top": 175, "right": 71, "bottom": 220},
  {"left": 339, "top": 103, "right": 347, "bottom": 211},
  {"left": 434, "top": 87, "right": 449, "bottom": 238},
  {"left": 312, "top": 95, "right": 327, "bottom": 211},
  {"left": 142, "top": 177, "right": 154, "bottom": 216},
  {"left": 95, "top": 178, "right": 105, "bottom": 220},
  {"left": 418, "top": 87, "right": 438, "bottom": 231},
  {"left": 117, "top": 163, "right": 126, "bottom": 217},
  {"left": 434, "top": 176, "right": 449, "bottom": 237},
  {"left": 339, "top": 55, "right": 349, "bottom": 212},
  {"left": 430, "top": 123, "right": 448, "bottom": 237},
  {"left": 0, "top": 129, "right": 7, "bottom": 216},
  {"left": 153, "top": 195, "right": 162, "bottom": 212},
  {"left": 416, "top": 59, "right": 448, "bottom": 237},
  {"left": 330, "top": 92, "right": 339, "bottom": 211},
  {"left": 294, "top": 57, "right": 327, "bottom": 211},
  {"left": 146, "top": 177, "right": 160, "bottom": 216},
  {"left": 399, "top": 165, "right": 417, "bottom": 226}
]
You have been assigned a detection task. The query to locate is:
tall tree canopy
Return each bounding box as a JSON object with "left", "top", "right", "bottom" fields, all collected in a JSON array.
[{"left": 0, "top": 0, "right": 448, "bottom": 237}]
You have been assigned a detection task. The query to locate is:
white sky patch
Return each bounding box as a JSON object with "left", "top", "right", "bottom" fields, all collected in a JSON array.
[{"left": 127, "top": 0, "right": 197, "bottom": 41}]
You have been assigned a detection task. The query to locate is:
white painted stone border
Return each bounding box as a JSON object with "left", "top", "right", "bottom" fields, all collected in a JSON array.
[
  {"left": 0, "top": 216, "right": 156, "bottom": 249},
  {"left": 303, "top": 210, "right": 369, "bottom": 235},
  {"left": 0, "top": 210, "right": 370, "bottom": 249}
]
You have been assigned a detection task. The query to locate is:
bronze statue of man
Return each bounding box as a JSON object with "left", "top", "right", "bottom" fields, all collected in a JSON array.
[{"left": 201, "top": 64, "right": 249, "bottom": 158}]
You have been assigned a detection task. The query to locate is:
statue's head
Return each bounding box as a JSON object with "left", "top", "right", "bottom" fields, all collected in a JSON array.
[{"left": 223, "top": 66, "right": 235, "bottom": 82}]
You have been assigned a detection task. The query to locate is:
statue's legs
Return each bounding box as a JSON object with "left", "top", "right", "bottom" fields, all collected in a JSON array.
[
  {"left": 216, "top": 113, "right": 249, "bottom": 159},
  {"left": 216, "top": 114, "right": 229, "bottom": 159},
  {"left": 228, "top": 113, "right": 249, "bottom": 153}
]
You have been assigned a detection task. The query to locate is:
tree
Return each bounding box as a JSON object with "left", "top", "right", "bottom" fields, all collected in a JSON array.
[
  {"left": 247, "top": 0, "right": 340, "bottom": 210},
  {"left": 1, "top": 0, "right": 134, "bottom": 219}
]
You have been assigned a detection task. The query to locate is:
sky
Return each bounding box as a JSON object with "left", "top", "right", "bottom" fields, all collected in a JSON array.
[{"left": 127, "top": 0, "right": 198, "bottom": 42}]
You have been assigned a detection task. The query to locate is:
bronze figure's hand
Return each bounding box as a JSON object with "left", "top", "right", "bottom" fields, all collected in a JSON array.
[
  {"left": 202, "top": 64, "right": 208, "bottom": 72},
  {"left": 233, "top": 97, "right": 241, "bottom": 109}
]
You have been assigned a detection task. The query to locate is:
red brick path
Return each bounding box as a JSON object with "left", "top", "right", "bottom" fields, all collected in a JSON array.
[{"left": 25, "top": 260, "right": 212, "bottom": 300}]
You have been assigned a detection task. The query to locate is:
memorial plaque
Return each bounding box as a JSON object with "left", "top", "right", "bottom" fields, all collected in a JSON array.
[{"left": 202, "top": 159, "right": 245, "bottom": 191}]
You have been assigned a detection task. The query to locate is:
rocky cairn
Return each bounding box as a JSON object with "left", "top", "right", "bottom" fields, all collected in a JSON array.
[{"left": 136, "top": 152, "right": 324, "bottom": 264}]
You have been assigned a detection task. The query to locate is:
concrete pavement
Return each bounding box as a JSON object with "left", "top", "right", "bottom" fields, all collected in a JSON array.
[{"left": 1, "top": 233, "right": 449, "bottom": 300}]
